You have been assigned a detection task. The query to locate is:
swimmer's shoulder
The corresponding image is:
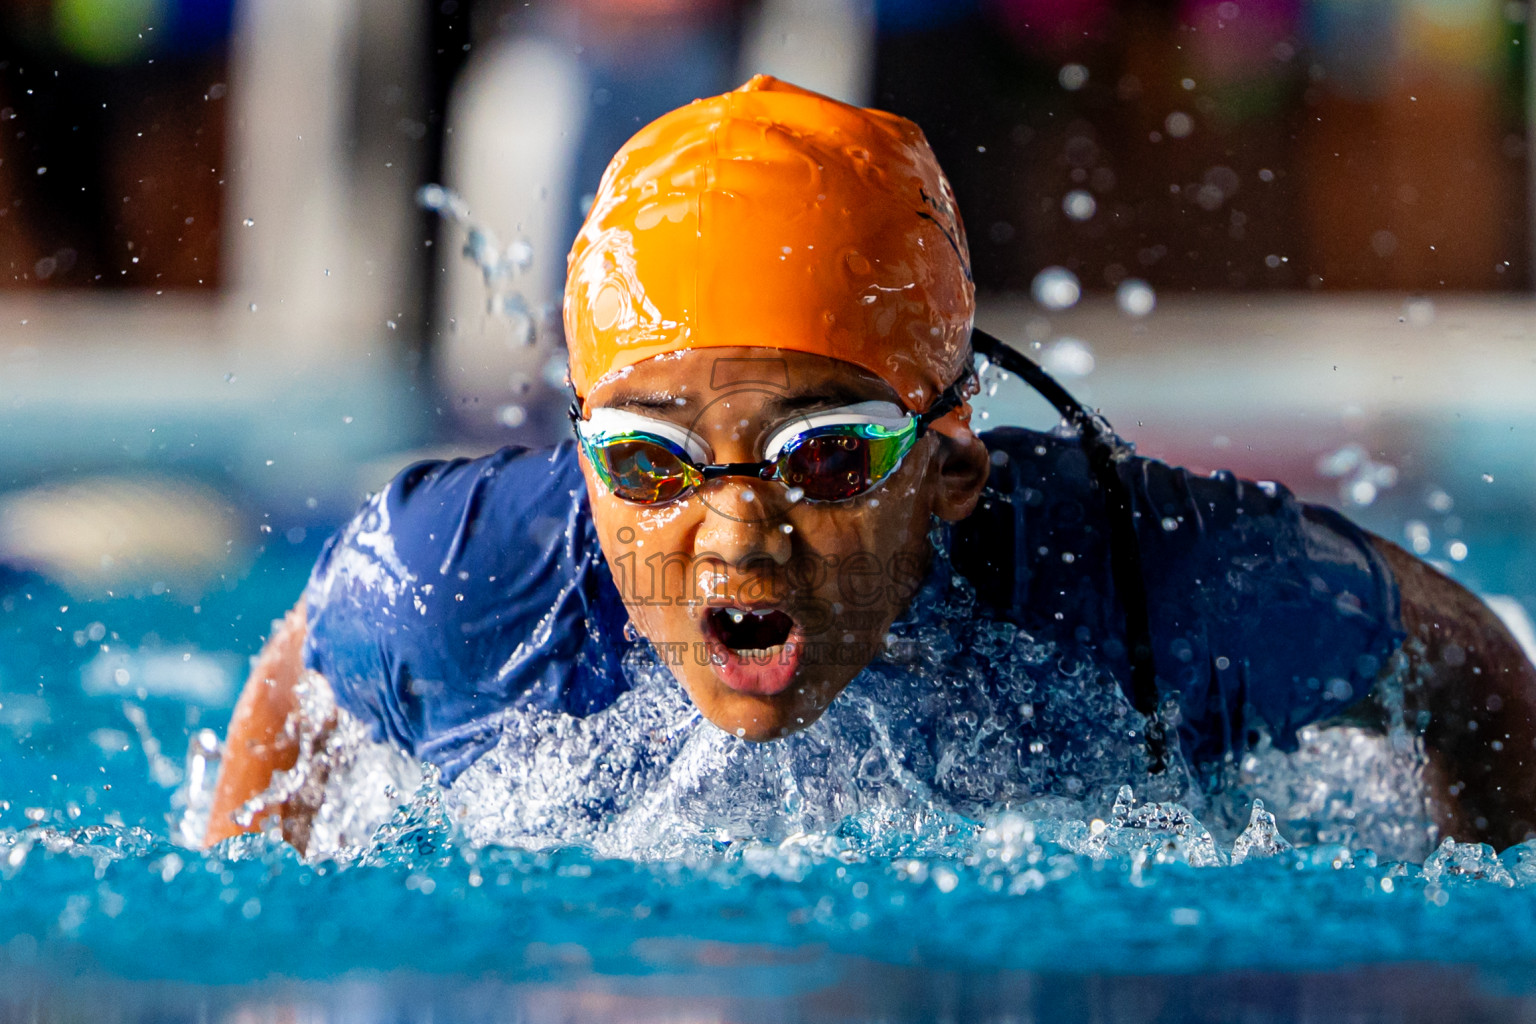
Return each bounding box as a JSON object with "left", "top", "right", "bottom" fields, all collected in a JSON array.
[
  {"left": 306, "top": 442, "right": 587, "bottom": 605},
  {"left": 301, "top": 441, "right": 627, "bottom": 775}
]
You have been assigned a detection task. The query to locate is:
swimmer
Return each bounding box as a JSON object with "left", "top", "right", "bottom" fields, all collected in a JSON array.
[{"left": 205, "top": 76, "right": 1536, "bottom": 852}]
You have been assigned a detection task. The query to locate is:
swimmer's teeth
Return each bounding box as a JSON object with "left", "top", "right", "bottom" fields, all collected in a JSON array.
[
  {"left": 732, "top": 645, "right": 784, "bottom": 658},
  {"left": 727, "top": 608, "right": 777, "bottom": 624}
]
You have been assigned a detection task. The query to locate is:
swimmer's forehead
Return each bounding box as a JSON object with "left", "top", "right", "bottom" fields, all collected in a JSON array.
[{"left": 594, "top": 372, "right": 900, "bottom": 417}]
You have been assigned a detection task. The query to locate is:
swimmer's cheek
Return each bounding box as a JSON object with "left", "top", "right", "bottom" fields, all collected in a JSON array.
[
  {"left": 204, "top": 602, "right": 313, "bottom": 847},
  {"left": 1374, "top": 535, "right": 1536, "bottom": 849}
]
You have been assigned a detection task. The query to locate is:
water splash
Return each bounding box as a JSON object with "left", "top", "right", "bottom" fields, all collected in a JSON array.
[
  {"left": 1317, "top": 443, "right": 1398, "bottom": 507},
  {"left": 1230, "top": 799, "right": 1293, "bottom": 864},
  {"left": 1423, "top": 837, "right": 1514, "bottom": 887},
  {"left": 417, "top": 184, "right": 538, "bottom": 346}
]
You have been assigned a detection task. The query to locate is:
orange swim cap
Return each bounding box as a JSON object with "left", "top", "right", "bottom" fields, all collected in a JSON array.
[{"left": 563, "top": 75, "right": 974, "bottom": 412}]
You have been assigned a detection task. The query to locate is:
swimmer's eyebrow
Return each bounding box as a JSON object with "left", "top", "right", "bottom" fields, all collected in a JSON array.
[{"left": 605, "top": 391, "right": 688, "bottom": 412}]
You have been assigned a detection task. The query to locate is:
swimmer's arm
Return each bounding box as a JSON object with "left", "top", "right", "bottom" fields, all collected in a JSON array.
[
  {"left": 204, "top": 601, "right": 332, "bottom": 849},
  {"left": 1372, "top": 537, "right": 1536, "bottom": 849}
]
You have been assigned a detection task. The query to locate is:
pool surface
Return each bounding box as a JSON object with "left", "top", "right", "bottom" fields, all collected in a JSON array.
[{"left": 5, "top": 533, "right": 1536, "bottom": 1024}]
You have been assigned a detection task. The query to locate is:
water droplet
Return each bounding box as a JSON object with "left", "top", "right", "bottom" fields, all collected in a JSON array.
[
  {"left": 223, "top": 373, "right": 236, "bottom": 383},
  {"left": 780, "top": 523, "right": 794, "bottom": 534},
  {"left": 1031, "top": 267, "right": 1081, "bottom": 311},
  {"left": 1482, "top": 473, "right": 1495, "bottom": 483},
  {"left": 496, "top": 404, "right": 527, "bottom": 429},
  {"left": 248, "top": 303, "right": 257, "bottom": 312},
  {"left": 1161, "top": 517, "right": 1180, "bottom": 532},
  {"left": 1116, "top": 279, "right": 1156, "bottom": 317},
  {"left": 1403, "top": 297, "right": 1436, "bottom": 326},
  {"left": 242, "top": 218, "right": 254, "bottom": 227},
  {"left": 1062, "top": 190, "right": 1097, "bottom": 221},
  {"left": 1165, "top": 111, "right": 1195, "bottom": 138},
  {"left": 785, "top": 487, "right": 805, "bottom": 504},
  {"left": 1058, "top": 64, "right": 1089, "bottom": 91},
  {"left": 1449, "top": 540, "right": 1469, "bottom": 561},
  {"left": 386, "top": 319, "right": 397, "bottom": 330},
  {"left": 1042, "top": 338, "right": 1095, "bottom": 377}
]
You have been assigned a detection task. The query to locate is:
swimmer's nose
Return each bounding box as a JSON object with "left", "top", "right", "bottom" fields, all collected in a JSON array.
[{"left": 694, "top": 481, "right": 793, "bottom": 569}]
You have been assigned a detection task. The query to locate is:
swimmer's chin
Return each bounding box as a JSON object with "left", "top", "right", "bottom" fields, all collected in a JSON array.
[{"left": 693, "top": 689, "right": 833, "bottom": 742}]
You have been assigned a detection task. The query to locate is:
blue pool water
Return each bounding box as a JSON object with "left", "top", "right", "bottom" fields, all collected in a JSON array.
[{"left": 5, "top": 507, "right": 1536, "bottom": 1022}]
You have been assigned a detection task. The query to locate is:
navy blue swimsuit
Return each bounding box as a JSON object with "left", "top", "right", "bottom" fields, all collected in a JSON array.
[{"left": 302, "top": 430, "right": 1404, "bottom": 785}]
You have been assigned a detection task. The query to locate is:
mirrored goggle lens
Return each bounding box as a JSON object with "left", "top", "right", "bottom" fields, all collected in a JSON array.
[
  {"left": 592, "top": 437, "right": 697, "bottom": 504},
  {"left": 778, "top": 424, "right": 915, "bottom": 502}
]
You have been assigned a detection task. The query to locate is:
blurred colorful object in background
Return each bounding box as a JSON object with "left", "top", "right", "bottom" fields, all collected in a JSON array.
[{"left": 0, "top": 0, "right": 236, "bottom": 290}]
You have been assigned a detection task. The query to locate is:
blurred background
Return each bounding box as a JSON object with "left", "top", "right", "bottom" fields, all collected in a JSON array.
[{"left": 2, "top": 0, "right": 1535, "bottom": 767}]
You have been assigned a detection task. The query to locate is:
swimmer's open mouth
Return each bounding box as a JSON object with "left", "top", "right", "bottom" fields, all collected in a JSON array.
[
  {"left": 703, "top": 606, "right": 803, "bottom": 696},
  {"left": 708, "top": 606, "right": 796, "bottom": 653}
]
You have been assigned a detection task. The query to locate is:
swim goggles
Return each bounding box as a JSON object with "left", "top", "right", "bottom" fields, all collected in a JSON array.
[{"left": 569, "top": 374, "right": 973, "bottom": 506}]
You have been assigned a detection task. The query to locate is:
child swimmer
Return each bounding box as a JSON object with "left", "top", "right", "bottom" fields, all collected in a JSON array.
[{"left": 206, "top": 76, "right": 1536, "bottom": 852}]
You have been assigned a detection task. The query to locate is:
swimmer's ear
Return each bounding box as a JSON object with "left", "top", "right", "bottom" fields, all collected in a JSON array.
[{"left": 927, "top": 421, "right": 990, "bottom": 522}]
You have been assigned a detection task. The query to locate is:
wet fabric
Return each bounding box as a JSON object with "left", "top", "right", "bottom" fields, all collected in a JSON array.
[{"left": 303, "top": 431, "right": 1404, "bottom": 785}]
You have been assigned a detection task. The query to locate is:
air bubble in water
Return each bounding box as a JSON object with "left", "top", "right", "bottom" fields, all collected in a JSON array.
[
  {"left": 1448, "top": 540, "right": 1468, "bottom": 561},
  {"left": 1482, "top": 473, "right": 1495, "bottom": 483},
  {"left": 1116, "top": 279, "right": 1156, "bottom": 317},
  {"left": 1062, "top": 191, "right": 1096, "bottom": 221},
  {"left": 1031, "top": 267, "right": 1081, "bottom": 311},
  {"left": 1165, "top": 112, "right": 1194, "bottom": 138},
  {"left": 496, "top": 404, "right": 527, "bottom": 429}
]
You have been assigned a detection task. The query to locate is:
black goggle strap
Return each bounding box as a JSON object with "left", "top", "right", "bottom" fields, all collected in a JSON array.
[{"left": 969, "top": 327, "right": 1166, "bottom": 774}]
